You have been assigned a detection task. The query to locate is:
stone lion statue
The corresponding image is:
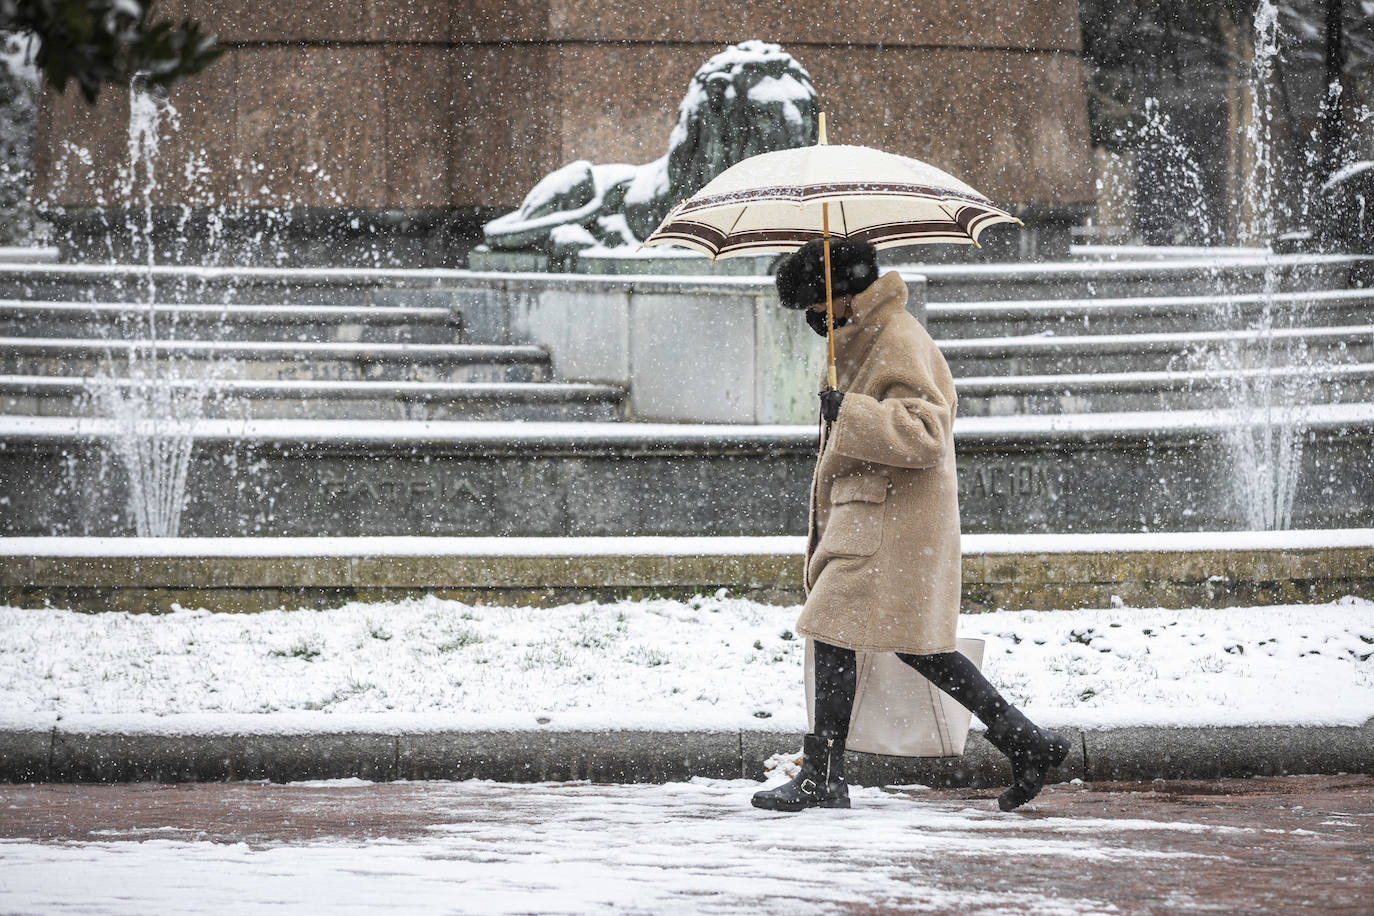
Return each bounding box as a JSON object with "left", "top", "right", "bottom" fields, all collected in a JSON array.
[{"left": 482, "top": 41, "right": 818, "bottom": 257}]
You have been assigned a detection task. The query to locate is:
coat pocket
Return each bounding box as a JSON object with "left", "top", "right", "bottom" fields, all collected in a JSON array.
[{"left": 822, "top": 473, "right": 889, "bottom": 557}]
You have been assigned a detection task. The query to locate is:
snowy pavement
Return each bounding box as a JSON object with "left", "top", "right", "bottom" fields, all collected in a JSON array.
[
  {"left": 0, "top": 776, "right": 1369, "bottom": 915},
  {"left": 3, "top": 596, "right": 1372, "bottom": 731}
]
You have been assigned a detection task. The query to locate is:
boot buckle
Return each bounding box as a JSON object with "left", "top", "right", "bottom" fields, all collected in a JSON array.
[{"left": 799, "top": 777, "right": 817, "bottom": 796}]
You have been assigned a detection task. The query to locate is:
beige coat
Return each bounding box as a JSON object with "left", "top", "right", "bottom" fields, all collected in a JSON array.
[{"left": 795, "top": 270, "right": 961, "bottom": 656}]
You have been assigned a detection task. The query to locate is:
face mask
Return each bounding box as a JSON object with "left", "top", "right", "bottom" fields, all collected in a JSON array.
[{"left": 805, "top": 309, "right": 850, "bottom": 337}]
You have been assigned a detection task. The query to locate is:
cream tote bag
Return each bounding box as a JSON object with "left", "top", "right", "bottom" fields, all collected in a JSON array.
[{"left": 805, "top": 637, "right": 987, "bottom": 758}]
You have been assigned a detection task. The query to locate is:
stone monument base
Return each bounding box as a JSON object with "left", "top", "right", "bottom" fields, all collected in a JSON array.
[
  {"left": 468, "top": 247, "right": 780, "bottom": 276},
  {"left": 470, "top": 203, "right": 1088, "bottom": 275}
]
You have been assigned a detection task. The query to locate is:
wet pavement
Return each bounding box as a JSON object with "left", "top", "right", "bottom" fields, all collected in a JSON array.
[{"left": 0, "top": 775, "right": 1369, "bottom": 914}]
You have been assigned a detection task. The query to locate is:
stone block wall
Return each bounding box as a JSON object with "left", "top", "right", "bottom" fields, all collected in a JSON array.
[{"left": 31, "top": 1, "right": 1094, "bottom": 264}]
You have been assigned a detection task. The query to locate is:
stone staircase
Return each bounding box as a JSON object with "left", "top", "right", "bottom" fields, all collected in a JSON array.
[
  {"left": 953, "top": 363, "right": 1374, "bottom": 416},
  {"left": 0, "top": 298, "right": 626, "bottom": 422},
  {"left": 0, "top": 299, "right": 466, "bottom": 342},
  {"left": 926, "top": 288, "right": 1374, "bottom": 337},
  {"left": 0, "top": 253, "right": 1370, "bottom": 537},
  {"left": 927, "top": 282, "right": 1374, "bottom": 416}
]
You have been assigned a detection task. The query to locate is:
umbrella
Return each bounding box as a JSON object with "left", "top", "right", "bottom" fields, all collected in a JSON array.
[{"left": 642, "top": 113, "right": 1021, "bottom": 390}]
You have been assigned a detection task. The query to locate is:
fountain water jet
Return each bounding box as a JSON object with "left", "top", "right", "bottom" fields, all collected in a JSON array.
[
  {"left": 1129, "top": 1, "right": 1330, "bottom": 530},
  {"left": 82, "top": 78, "right": 212, "bottom": 538},
  {"left": 1210, "top": 0, "right": 1319, "bottom": 531}
]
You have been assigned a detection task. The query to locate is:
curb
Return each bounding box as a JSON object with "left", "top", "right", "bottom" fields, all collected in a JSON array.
[
  {"left": 2, "top": 723, "right": 1370, "bottom": 786},
  {"left": 4, "top": 532, "right": 1373, "bottom": 613}
]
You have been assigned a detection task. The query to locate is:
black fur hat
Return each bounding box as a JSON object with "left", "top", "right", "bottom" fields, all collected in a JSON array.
[{"left": 775, "top": 238, "right": 880, "bottom": 310}]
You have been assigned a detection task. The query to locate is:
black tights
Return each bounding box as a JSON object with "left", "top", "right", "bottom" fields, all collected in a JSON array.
[{"left": 812, "top": 640, "right": 1011, "bottom": 741}]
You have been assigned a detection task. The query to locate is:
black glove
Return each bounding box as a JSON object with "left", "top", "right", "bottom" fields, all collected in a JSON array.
[{"left": 819, "top": 389, "right": 844, "bottom": 422}]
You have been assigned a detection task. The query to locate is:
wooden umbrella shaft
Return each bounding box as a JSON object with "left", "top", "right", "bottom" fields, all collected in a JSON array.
[{"left": 823, "top": 202, "right": 837, "bottom": 391}]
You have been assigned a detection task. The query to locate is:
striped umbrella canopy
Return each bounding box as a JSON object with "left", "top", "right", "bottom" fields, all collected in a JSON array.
[{"left": 641, "top": 143, "right": 1021, "bottom": 260}]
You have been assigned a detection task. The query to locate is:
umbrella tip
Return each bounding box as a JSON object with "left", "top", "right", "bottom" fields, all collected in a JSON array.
[{"left": 818, "top": 112, "right": 828, "bottom": 146}]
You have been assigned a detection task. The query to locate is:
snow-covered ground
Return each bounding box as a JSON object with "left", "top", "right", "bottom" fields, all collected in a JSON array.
[
  {"left": 0, "top": 777, "right": 1327, "bottom": 916},
  {"left": 2, "top": 595, "right": 1371, "bottom": 731}
]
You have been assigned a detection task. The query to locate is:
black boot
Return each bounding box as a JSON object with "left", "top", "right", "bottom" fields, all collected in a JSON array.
[
  {"left": 751, "top": 734, "right": 851, "bottom": 812},
  {"left": 983, "top": 710, "right": 1071, "bottom": 812},
  {"left": 898, "top": 650, "right": 1070, "bottom": 813}
]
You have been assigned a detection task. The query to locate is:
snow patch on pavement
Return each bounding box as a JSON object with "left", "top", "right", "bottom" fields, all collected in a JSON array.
[{"left": 0, "top": 779, "right": 1212, "bottom": 916}]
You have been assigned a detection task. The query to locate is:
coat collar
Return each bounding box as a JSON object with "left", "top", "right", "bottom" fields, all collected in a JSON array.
[
  {"left": 829, "top": 272, "right": 908, "bottom": 382},
  {"left": 845, "top": 270, "right": 908, "bottom": 324}
]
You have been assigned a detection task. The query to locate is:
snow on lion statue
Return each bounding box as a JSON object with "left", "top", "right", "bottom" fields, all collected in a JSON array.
[{"left": 482, "top": 41, "right": 818, "bottom": 257}]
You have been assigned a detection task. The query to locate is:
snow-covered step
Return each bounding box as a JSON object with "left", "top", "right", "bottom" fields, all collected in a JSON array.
[
  {"left": 0, "top": 300, "right": 463, "bottom": 344},
  {"left": 0, "top": 246, "right": 58, "bottom": 264},
  {"left": 954, "top": 363, "right": 1374, "bottom": 416},
  {"left": 908, "top": 253, "right": 1365, "bottom": 302},
  {"left": 0, "top": 263, "right": 470, "bottom": 306},
  {"left": 0, "top": 376, "right": 627, "bottom": 422},
  {"left": 0, "top": 338, "right": 552, "bottom": 384},
  {"left": 4, "top": 408, "right": 1371, "bottom": 537},
  {"left": 0, "top": 254, "right": 1366, "bottom": 309},
  {"left": 940, "top": 324, "right": 1374, "bottom": 377},
  {"left": 927, "top": 288, "right": 1374, "bottom": 340}
]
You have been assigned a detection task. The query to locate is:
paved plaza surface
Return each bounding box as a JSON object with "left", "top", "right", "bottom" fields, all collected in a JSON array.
[{"left": 0, "top": 775, "right": 1369, "bottom": 914}]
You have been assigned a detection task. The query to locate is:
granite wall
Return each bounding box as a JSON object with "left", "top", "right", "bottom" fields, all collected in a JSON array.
[{"left": 31, "top": 1, "right": 1095, "bottom": 264}]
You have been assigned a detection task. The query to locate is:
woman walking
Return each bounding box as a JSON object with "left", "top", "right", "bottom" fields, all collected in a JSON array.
[{"left": 752, "top": 239, "right": 1068, "bottom": 814}]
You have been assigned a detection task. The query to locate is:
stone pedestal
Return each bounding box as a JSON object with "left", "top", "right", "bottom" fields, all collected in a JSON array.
[
  {"left": 468, "top": 248, "right": 781, "bottom": 276},
  {"left": 32, "top": 1, "right": 1095, "bottom": 267}
]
